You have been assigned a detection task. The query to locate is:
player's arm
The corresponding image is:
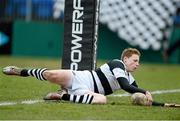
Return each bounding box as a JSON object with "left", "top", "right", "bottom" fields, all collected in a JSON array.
[
  {"left": 117, "top": 77, "right": 146, "bottom": 94},
  {"left": 108, "top": 60, "right": 145, "bottom": 93},
  {"left": 118, "top": 78, "right": 153, "bottom": 103},
  {"left": 131, "top": 81, "right": 138, "bottom": 87},
  {"left": 108, "top": 60, "right": 152, "bottom": 102}
]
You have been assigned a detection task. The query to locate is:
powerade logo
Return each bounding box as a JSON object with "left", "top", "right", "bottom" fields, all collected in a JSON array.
[
  {"left": 0, "top": 32, "right": 9, "bottom": 46},
  {"left": 70, "top": 0, "right": 84, "bottom": 70}
]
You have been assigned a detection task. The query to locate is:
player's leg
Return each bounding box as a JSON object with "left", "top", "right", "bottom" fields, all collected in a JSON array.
[
  {"left": 43, "top": 89, "right": 68, "bottom": 100},
  {"left": 43, "top": 69, "right": 72, "bottom": 87},
  {"left": 85, "top": 91, "right": 107, "bottom": 104},
  {"left": 61, "top": 93, "right": 107, "bottom": 104},
  {"left": 61, "top": 91, "right": 107, "bottom": 104},
  {"left": 44, "top": 90, "right": 107, "bottom": 104},
  {"left": 2, "top": 66, "right": 48, "bottom": 80},
  {"left": 44, "top": 71, "right": 107, "bottom": 104},
  {"left": 2, "top": 66, "right": 73, "bottom": 87},
  {"left": 3, "top": 66, "right": 29, "bottom": 76}
]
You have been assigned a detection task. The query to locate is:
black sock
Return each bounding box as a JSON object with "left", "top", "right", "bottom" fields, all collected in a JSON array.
[{"left": 20, "top": 69, "right": 29, "bottom": 76}]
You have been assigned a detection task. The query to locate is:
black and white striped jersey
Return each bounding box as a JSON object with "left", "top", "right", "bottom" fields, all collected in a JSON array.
[{"left": 90, "top": 59, "right": 137, "bottom": 95}]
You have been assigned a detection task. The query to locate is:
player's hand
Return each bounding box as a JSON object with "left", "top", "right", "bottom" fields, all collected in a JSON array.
[{"left": 145, "top": 91, "right": 153, "bottom": 106}]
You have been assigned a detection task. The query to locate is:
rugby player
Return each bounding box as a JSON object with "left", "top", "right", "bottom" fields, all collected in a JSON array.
[{"left": 3, "top": 48, "right": 175, "bottom": 106}]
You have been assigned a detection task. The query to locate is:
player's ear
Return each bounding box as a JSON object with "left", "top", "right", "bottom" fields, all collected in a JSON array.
[{"left": 123, "top": 56, "right": 128, "bottom": 63}]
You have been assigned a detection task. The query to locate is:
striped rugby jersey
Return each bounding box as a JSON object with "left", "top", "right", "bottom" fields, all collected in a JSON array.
[{"left": 91, "top": 59, "right": 135, "bottom": 95}]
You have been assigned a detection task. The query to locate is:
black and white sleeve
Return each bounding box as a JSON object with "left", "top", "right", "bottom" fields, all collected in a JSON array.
[
  {"left": 117, "top": 77, "right": 146, "bottom": 94},
  {"left": 131, "top": 81, "right": 138, "bottom": 87}
]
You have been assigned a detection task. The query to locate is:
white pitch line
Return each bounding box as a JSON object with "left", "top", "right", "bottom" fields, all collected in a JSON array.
[
  {"left": 0, "top": 102, "right": 17, "bottom": 106},
  {"left": 111, "top": 89, "right": 180, "bottom": 97},
  {"left": 0, "top": 100, "right": 44, "bottom": 106},
  {"left": 0, "top": 89, "right": 180, "bottom": 106}
]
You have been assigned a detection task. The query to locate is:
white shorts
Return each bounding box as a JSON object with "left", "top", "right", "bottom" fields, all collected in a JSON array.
[{"left": 67, "top": 70, "right": 94, "bottom": 95}]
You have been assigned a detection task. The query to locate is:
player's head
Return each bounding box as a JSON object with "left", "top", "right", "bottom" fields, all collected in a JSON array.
[{"left": 121, "top": 48, "right": 141, "bottom": 72}]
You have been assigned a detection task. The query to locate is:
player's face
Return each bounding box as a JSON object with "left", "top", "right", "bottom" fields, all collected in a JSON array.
[{"left": 124, "top": 54, "right": 140, "bottom": 72}]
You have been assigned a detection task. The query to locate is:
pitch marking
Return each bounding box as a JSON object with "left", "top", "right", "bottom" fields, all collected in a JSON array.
[{"left": 0, "top": 89, "right": 180, "bottom": 106}]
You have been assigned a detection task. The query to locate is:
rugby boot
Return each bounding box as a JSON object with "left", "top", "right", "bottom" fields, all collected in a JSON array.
[
  {"left": 43, "top": 89, "right": 67, "bottom": 100},
  {"left": 2, "top": 66, "right": 22, "bottom": 76}
]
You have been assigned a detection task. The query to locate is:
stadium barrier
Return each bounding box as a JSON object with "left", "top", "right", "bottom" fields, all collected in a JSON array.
[{"left": 11, "top": 21, "right": 177, "bottom": 63}]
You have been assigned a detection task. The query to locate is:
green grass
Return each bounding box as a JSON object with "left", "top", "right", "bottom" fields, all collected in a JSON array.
[{"left": 0, "top": 56, "right": 180, "bottom": 120}]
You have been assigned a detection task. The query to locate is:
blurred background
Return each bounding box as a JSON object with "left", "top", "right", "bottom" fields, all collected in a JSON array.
[{"left": 0, "top": 0, "right": 180, "bottom": 64}]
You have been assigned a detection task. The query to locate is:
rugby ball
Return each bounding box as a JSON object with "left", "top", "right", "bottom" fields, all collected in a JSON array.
[{"left": 131, "top": 92, "right": 148, "bottom": 106}]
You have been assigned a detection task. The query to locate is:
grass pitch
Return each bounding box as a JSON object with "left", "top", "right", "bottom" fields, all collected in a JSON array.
[{"left": 0, "top": 56, "right": 180, "bottom": 120}]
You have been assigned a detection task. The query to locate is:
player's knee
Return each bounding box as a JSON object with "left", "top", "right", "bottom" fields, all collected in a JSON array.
[
  {"left": 100, "top": 95, "right": 107, "bottom": 104},
  {"left": 43, "top": 70, "right": 59, "bottom": 83},
  {"left": 92, "top": 95, "right": 107, "bottom": 104}
]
